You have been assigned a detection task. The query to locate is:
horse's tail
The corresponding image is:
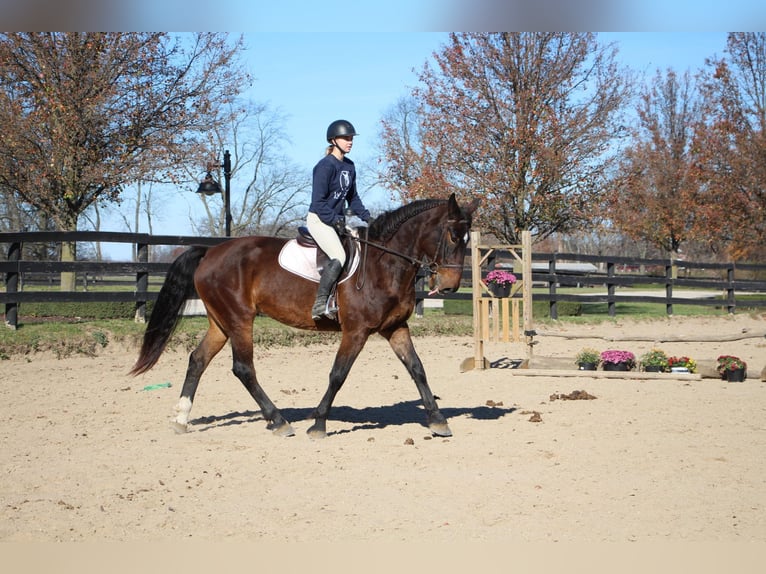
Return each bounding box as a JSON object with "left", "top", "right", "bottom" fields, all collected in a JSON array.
[{"left": 129, "top": 246, "right": 208, "bottom": 376}]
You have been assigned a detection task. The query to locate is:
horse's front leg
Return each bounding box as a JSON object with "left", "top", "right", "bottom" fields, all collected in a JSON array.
[
  {"left": 307, "top": 330, "right": 370, "bottom": 439},
  {"left": 382, "top": 324, "right": 452, "bottom": 437}
]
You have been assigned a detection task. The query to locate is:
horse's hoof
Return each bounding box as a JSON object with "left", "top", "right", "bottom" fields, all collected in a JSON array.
[
  {"left": 430, "top": 422, "right": 452, "bottom": 437},
  {"left": 306, "top": 423, "right": 327, "bottom": 439},
  {"left": 170, "top": 421, "right": 189, "bottom": 434},
  {"left": 269, "top": 422, "right": 295, "bottom": 437}
]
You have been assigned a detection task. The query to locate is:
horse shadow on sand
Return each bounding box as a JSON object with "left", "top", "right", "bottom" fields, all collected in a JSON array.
[{"left": 188, "top": 400, "right": 516, "bottom": 436}]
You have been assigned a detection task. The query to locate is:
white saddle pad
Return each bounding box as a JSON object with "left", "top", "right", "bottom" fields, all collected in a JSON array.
[{"left": 277, "top": 239, "right": 359, "bottom": 283}]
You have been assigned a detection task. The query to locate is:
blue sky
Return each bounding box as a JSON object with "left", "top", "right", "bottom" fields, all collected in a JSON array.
[
  {"left": 243, "top": 32, "right": 729, "bottom": 191},
  {"left": 6, "top": 2, "right": 762, "bottom": 33},
  {"left": 96, "top": 31, "right": 733, "bottom": 258}
]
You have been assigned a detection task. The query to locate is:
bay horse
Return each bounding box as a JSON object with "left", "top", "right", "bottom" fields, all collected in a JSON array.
[{"left": 130, "top": 193, "right": 479, "bottom": 438}]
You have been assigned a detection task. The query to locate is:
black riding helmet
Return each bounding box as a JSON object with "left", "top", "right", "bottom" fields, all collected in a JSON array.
[{"left": 326, "top": 119, "right": 358, "bottom": 142}]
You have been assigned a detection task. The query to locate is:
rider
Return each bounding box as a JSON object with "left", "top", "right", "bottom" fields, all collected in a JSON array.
[{"left": 307, "top": 119, "right": 371, "bottom": 320}]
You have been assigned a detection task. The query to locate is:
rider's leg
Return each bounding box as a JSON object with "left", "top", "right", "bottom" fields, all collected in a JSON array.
[
  {"left": 311, "top": 259, "right": 343, "bottom": 320},
  {"left": 306, "top": 213, "right": 347, "bottom": 320}
]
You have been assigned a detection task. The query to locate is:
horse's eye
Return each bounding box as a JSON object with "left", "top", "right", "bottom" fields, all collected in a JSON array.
[{"left": 448, "top": 229, "right": 459, "bottom": 244}]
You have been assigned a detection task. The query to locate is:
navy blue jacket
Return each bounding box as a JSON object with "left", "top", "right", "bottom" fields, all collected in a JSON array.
[{"left": 309, "top": 154, "right": 370, "bottom": 225}]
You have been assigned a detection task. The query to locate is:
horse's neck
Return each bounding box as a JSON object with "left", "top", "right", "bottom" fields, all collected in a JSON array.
[{"left": 375, "top": 213, "right": 435, "bottom": 274}]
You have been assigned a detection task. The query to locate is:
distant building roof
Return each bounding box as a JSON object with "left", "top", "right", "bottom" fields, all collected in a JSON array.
[{"left": 531, "top": 262, "right": 598, "bottom": 273}]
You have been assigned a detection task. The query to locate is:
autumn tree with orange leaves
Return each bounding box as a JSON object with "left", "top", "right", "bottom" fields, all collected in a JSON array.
[
  {"left": 694, "top": 32, "right": 766, "bottom": 260},
  {"left": 609, "top": 69, "right": 703, "bottom": 260},
  {"left": 378, "top": 33, "right": 632, "bottom": 244},
  {"left": 0, "top": 33, "right": 247, "bottom": 287}
]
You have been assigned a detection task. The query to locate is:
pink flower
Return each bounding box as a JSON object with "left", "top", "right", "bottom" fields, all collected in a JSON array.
[
  {"left": 600, "top": 349, "right": 636, "bottom": 366},
  {"left": 485, "top": 269, "right": 517, "bottom": 286}
]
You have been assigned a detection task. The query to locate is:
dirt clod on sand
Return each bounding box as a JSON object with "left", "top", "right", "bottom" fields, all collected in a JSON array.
[{"left": 550, "top": 390, "right": 597, "bottom": 401}]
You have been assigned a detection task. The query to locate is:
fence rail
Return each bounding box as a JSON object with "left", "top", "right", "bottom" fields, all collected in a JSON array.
[
  {"left": 2, "top": 231, "right": 227, "bottom": 328},
  {"left": 3, "top": 231, "right": 766, "bottom": 328},
  {"left": 527, "top": 251, "right": 766, "bottom": 318}
]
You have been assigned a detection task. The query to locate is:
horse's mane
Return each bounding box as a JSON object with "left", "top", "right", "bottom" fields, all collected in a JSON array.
[{"left": 367, "top": 198, "right": 446, "bottom": 242}]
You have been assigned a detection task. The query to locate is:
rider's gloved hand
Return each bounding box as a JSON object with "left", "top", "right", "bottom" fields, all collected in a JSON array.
[{"left": 333, "top": 217, "right": 346, "bottom": 235}]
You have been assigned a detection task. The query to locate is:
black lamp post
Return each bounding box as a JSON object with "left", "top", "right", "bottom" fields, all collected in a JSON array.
[{"left": 196, "top": 149, "right": 232, "bottom": 237}]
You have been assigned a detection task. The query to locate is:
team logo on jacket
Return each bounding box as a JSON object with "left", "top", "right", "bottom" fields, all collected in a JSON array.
[{"left": 339, "top": 170, "right": 351, "bottom": 193}]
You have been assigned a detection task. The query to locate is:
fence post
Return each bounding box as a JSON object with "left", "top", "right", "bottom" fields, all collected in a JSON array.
[
  {"left": 548, "top": 254, "right": 558, "bottom": 320},
  {"left": 665, "top": 263, "right": 674, "bottom": 316},
  {"left": 134, "top": 241, "right": 148, "bottom": 323},
  {"left": 415, "top": 273, "right": 424, "bottom": 318},
  {"left": 4, "top": 241, "right": 20, "bottom": 329},
  {"left": 726, "top": 264, "right": 735, "bottom": 314},
  {"left": 522, "top": 230, "right": 534, "bottom": 358},
  {"left": 470, "top": 230, "right": 485, "bottom": 369},
  {"left": 607, "top": 260, "right": 616, "bottom": 317}
]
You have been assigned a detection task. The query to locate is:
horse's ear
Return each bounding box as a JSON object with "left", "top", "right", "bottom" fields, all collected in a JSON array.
[
  {"left": 447, "top": 193, "right": 461, "bottom": 219},
  {"left": 465, "top": 197, "right": 481, "bottom": 216},
  {"left": 448, "top": 193, "right": 481, "bottom": 218}
]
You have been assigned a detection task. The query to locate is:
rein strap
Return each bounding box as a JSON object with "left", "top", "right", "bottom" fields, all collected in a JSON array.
[{"left": 352, "top": 220, "right": 467, "bottom": 275}]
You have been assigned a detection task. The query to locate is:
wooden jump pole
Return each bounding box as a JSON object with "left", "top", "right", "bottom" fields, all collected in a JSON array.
[
  {"left": 522, "top": 229, "right": 534, "bottom": 358},
  {"left": 462, "top": 230, "right": 533, "bottom": 371}
]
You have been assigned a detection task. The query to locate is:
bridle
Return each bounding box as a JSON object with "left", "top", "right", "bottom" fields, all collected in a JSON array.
[{"left": 350, "top": 218, "right": 468, "bottom": 288}]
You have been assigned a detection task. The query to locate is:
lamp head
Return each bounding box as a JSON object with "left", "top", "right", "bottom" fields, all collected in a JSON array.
[{"left": 196, "top": 172, "right": 221, "bottom": 195}]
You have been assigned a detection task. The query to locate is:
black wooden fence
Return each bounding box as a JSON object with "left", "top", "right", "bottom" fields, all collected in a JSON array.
[
  {"left": 1, "top": 231, "right": 227, "bottom": 328},
  {"left": 528, "top": 252, "right": 766, "bottom": 318},
  {"left": 3, "top": 231, "right": 766, "bottom": 329}
]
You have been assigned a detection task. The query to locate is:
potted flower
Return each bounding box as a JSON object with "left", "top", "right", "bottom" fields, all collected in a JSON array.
[
  {"left": 600, "top": 349, "right": 636, "bottom": 371},
  {"left": 667, "top": 355, "right": 697, "bottom": 374},
  {"left": 716, "top": 355, "right": 747, "bottom": 382},
  {"left": 484, "top": 269, "right": 517, "bottom": 298},
  {"left": 639, "top": 348, "right": 669, "bottom": 372},
  {"left": 574, "top": 347, "right": 600, "bottom": 371}
]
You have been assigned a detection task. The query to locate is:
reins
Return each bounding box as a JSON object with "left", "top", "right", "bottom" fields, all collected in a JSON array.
[
  {"left": 349, "top": 217, "right": 467, "bottom": 290},
  {"left": 354, "top": 233, "right": 429, "bottom": 269}
]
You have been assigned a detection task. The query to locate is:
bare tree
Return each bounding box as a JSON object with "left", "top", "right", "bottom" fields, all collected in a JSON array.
[{"left": 193, "top": 102, "right": 310, "bottom": 238}]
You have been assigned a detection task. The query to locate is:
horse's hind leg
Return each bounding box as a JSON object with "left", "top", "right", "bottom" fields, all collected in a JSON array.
[
  {"left": 382, "top": 324, "right": 452, "bottom": 437},
  {"left": 172, "top": 323, "right": 228, "bottom": 434},
  {"left": 228, "top": 332, "right": 295, "bottom": 437}
]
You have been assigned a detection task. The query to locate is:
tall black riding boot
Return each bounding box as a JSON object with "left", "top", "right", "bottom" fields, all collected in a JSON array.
[{"left": 311, "top": 259, "right": 343, "bottom": 320}]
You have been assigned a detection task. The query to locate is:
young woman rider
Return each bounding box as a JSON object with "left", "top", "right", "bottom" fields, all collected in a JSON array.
[{"left": 306, "top": 119, "right": 371, "bottom": 320}]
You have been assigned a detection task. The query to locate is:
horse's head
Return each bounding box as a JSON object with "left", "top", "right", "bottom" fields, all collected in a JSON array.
[{"left": 426, "top": 193, "right": 480, "bottom": 295}]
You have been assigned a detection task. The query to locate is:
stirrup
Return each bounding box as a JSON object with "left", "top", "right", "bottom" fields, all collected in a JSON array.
[{"left": 311, "top": 298, "right": 338, "bottom": 321}]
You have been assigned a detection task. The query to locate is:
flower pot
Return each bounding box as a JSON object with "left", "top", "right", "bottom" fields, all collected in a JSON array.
[
  {"left": 644, "top": 365, "right": 664, "bottom": 373},
  {"left": 487, "top": 283, "right": 511, "bottom": 298},
  {"left": 578, "top": 362, "right": 598, "bottom": 371},
  {"left": 603, "top": 362, "right": 630, "bottom": 371},
  {"left": 725, "top": 368, "right": 746, "bottom": 382}
]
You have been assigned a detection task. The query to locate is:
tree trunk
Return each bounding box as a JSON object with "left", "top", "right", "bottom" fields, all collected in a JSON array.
[{"left": 60, "top": 239, "right": 77, "bottom": 291}]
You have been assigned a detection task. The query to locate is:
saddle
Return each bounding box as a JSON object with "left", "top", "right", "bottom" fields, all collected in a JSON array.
[{"left": 277, "top": 226, "right": 360, "bottom": 283}]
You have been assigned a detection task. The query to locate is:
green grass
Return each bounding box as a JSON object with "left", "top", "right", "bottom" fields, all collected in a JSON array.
[
  {"left": 2, "top": 288, "right": 762, "bottom": 360},
  {"left": 0, "top": 310, "right": 477, "bottom": 360}
]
